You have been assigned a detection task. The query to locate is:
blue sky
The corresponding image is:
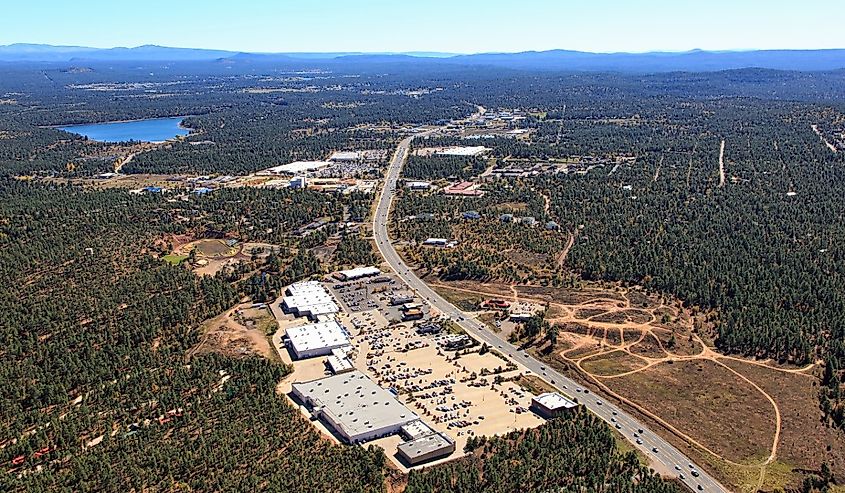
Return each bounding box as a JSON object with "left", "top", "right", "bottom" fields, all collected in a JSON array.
[{"left": 1, "top": 0, "right": 842, "bottom": 53}]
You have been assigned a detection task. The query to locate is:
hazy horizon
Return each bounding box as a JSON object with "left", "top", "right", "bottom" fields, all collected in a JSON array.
[
  {"left": 3, "top": 42, "right": 845, "bottom": 57},
  {"left": 2, "top": 0, "right": 843, "bottom": 54}
]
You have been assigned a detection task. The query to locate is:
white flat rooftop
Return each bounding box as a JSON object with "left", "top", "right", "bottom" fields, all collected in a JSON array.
[
  {"left": 327, "top": 354, "right": 355, "bottom": 374},
  {"left": 284, "top": 281, "right": 339, "bottom": 317},
  {"left": 533, "top": 392, "right": 578, "bottom": 410},
  {"left": 329, "top": 151, "right": 360, "bottom": 161},
  {"left": 437, "top": 146, "right": 488, "bottom": 156},
  {"left": 401, "top": 419, "right": 435, "bottom": 440},
  {"left": 287, "top": 320, "right": 349, "bottom": 355},
  {"left": 337, "top": 266, "right": 380, "bottom": 279},
  {"left": 259, "top": 161, "right": 331, "bottom": 175}
]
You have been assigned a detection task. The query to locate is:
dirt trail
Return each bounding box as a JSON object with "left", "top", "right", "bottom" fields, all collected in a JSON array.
[
  {"left": 653, "top": 154, "right": 664, "bottom": 182},
  {"left": 430, "top": 279, "right": 811, "bottom": 478},
  {"left": 718, "top": 139, "right": 726, "bottom": 187},
  {"left": 686, "top": 144, "right": 697, "bottom": 187},
  {"left": 556, "top": 232, "right": 576, "bottom": 267},
  {"left": 811, "top": 124, "right": 838, "bottom": 153}
]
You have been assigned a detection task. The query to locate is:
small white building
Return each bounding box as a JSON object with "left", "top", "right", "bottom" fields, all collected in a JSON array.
[
  {"left": 423, "top": 238, "right": 448, "bottom": 246},
  {"left": 400, "top": 420, "right": 436, "bottom": 441},
  {"left": 423, "top": 238, "right": 457, "bottom": 248},
  {"left": 326, "top": 347, "right": 355, "bottom": 374},
  {"left": 406, "top": 181, "right": 431, "bottom": 190},
  {"left": 290, "top": 176, "right": 307, "bottom": 189},
  {"left": 334, "top": 266, "right": 381, "bottom": 281},
  {"left": 531, "top": 392, "right": 579, "bottom": 418},
  {"left": 286, "top": 320, "right": 350, "bottom": 359}
]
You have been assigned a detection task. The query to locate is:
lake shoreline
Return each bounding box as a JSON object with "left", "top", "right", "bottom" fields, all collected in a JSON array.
[
  {"left": 43, "top": 115, "right": 195, "bottom": 129},
  {"left": 53, "top": 116, "right": 195, "bottom": 143}
]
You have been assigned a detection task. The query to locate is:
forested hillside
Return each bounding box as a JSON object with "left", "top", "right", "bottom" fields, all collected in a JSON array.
[{"left": 0, "top": 180, "right": 388, "bottom": 491}]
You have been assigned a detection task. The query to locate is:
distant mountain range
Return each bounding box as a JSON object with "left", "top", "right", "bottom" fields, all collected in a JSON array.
[{"left": 1, "top": 43, "right": 844, "bottom": 72}]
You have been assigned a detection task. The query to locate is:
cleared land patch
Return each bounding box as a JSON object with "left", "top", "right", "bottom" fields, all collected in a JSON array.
[
  {"left": 605, "top": 360, "right": 776, "bottom": 464},
  {"left": 720, "top": 358, "right": 845, "bottom": 485},
  {"left": 579, "top": 350, "right": 649, "bottom": 377}
]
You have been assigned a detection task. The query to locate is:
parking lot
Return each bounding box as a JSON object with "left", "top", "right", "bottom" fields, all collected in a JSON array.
[
  {"left": 326, "top": 275, "right": 423, "bottom": 322},
  {"left": 349, "top": 321, "right": 543, "bottom": 462},
  {"left": 276, "top": 272, "right": 546, "bottom": 471}
]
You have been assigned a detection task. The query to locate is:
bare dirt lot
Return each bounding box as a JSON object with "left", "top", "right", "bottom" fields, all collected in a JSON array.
[
  {"left": 580, "top": 350, "right": 648, "bottom": 376},
  {"left": 720, "top": 358, "right": 845, "bottom": 489},
  {"left": 191, "top": 303, "right": 276, "bottom": 360}
]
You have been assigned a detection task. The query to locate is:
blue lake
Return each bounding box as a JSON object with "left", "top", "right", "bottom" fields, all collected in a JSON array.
[{"left": 58, "top": 117, "right": 190, "bottom": 143}]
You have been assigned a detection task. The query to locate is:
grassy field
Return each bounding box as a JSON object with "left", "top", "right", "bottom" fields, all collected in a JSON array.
[
  {"left": 162, "top": 253, "right": 188, "bottom": 265},
  {"left": 579, "top": 350, "right": 647, "bottom": 376}
]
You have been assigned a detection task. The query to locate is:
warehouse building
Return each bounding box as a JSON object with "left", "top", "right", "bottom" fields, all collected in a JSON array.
[
  {"left": 292, "top": 370, "right": 418, "bottom": 444},
  {"left": 334, "top": 266, "right": 381, "bottom": 281},
  {"left": 397, "top": 432, "right": 456, "bottom": 466},
  {"left": 286, "top": 320, "right": 350, "bottom": 359},
  {"left": 282, "top": 281, "right": 339, "bottom": 320},
  {"left": 530, "top": 392, "right": 579, "bottom": 419}
]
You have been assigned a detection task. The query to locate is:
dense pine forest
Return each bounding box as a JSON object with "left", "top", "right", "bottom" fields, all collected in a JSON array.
[
  {"left": 406, "top": 411, "right": 680, "bottom": 493},
  {"left": 0, "top": 179, "right": 391, "bottom": 491},
  {"left": 394, "top": 89, "right": 845, "bottom": 429}
]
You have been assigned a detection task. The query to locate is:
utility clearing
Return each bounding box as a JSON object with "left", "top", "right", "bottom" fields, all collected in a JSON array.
[{"left": 811, "top": 124, "right": 838, "bottom": 153}]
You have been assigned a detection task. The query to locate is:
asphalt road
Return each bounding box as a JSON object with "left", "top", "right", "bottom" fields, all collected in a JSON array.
[{"left": 372, "top": 135, "right": 729, "bottom": 493}]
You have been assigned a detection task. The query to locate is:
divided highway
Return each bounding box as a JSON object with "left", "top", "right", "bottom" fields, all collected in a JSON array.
[{"left": 373, "top": 135, "right": 729, "bottom": 493}]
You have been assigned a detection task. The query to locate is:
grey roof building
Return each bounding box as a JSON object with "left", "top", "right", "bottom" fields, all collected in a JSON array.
[
  {"left": 292, "top": 370, "right": 418, "bottom": 444},
  {"left": 397, "top": 432, "right": 456, "bottom": 465}
]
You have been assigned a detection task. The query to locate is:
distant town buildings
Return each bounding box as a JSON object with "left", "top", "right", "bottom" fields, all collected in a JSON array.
[{"left": 444, "top": 181, "right": 484, "bottom": 197}]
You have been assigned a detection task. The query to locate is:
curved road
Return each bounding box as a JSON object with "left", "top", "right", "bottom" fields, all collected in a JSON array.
[{"left": 373, "top": 135, "right": 729, "bottom": 493}]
